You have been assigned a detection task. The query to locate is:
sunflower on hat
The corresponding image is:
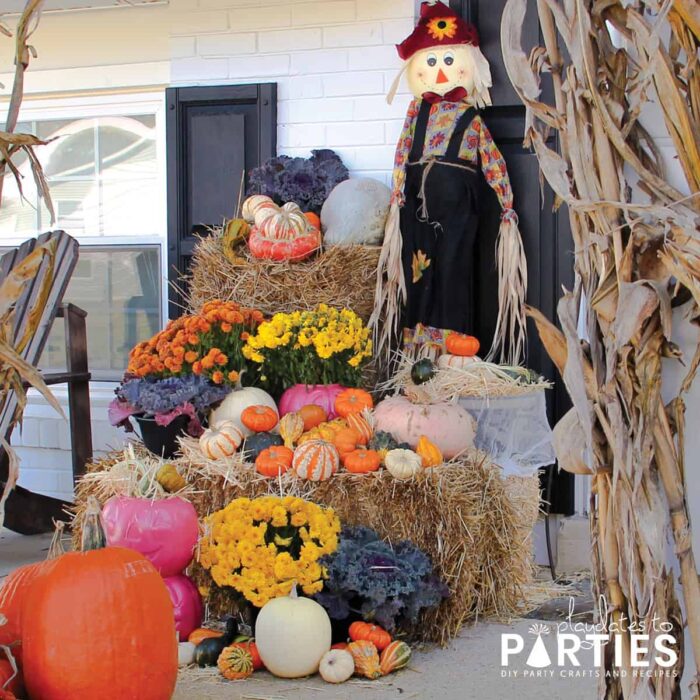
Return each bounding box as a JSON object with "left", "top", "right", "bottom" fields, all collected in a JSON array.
[{"left": 426, "top": 16, "right": 458, "bottom": 42}]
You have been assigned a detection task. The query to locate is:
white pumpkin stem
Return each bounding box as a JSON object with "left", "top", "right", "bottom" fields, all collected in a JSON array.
[
  {"left": 234, "top": 369, "right": 247, "bottom": 391},
  {"left": 289, "top": 582, "right": 298, "bottom": 599}
]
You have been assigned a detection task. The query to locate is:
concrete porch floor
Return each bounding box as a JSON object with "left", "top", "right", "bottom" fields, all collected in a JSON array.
[{"left": 1, "top": 529, "right": 597, "bottom": 700}]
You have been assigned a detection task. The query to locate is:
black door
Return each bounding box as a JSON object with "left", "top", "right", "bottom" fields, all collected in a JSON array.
[
  {"left": 166, "top": 83, "right": 276, "bottom": 317},
  {"left": 450, "top": 0, "right": 576, "bottom": 514}
]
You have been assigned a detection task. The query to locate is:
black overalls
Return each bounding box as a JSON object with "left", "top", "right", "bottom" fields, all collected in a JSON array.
[{"left": 400, "top": 102, "right": 480, "bottom": 334}]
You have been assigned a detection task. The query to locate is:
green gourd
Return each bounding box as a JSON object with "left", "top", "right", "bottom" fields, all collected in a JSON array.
[
  {"left": 195, "top": 618, "right": 237, "bottom": 667},
  {"left": 242, "top": 432, "right": 283, "bottom": 461}
]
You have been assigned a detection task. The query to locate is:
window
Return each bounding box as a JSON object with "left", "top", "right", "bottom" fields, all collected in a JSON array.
[{"left": 0, "top": 105, "right": 165, "bottom": 380}]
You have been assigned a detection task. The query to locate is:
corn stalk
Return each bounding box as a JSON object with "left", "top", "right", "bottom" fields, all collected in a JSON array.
[
  {"left": 0, "top": 0, "right": 53, "bottom": 220},
  {"left": 501, "top": 1, "right": 700, "bottom": 698}
]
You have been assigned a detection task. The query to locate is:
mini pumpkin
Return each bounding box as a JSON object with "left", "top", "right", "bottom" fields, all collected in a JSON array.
[
  {"left": 445, "top": 332, "right": 480, "bottom": 357},
  {"left": 344, "top": 449, "right": 381, "bottom": 474},
  {"left": 255, "top": 445, "right": 294, "bottom": 478},
  {"left": 384, "top": 449, "right": 422, "bottom": 480},
  {"left": 299, "top": 404, "right": 328, "bottom": 431},
  {"left": 379, "top": 640, "right": 412, "bottom": 675},
  {"left": 319, "top": 649, "right": 354, "bottom": 684},
  {"left": 156, "top": 463, "right": 186, "bottom": 493},
  {"left": 334, "top": 388, "right": 374, "bottom": 418},
  {"left": 346, "top": 412, "right": 372, "bottom": 444},
  {"left": 229, "top": 641, "right": 264, "bottom": 671},
  {"left": 292, "top": 440, "right": 339, "bottom": 481},
  {"left": 333, "top": 427, "right": 363, "bottom": 459},
  {"left": 199, "top": 421, "right": 244, "bottom": 460},
  {"left": 217, "top": 645, "right": 254, "bottom": 680},
  {"left": 347, "top": 640, "right": 381, "bottom": 680},
  {"left": 188, "top": 628, "right": 223, "bottom": 646},
  {"left": 279, "top": 412, "right": 305, "bottom": 449},
  {"left": 304, "top": 211, "right": 321, "bottom": 229},
  {"left": 241, "top": 404, "right": 279, "bottom": 433},
  {"left": 437, "top": 353, "right": 481, "bottom": 370},
  {"left": 349, "top": 621, "right": 391, "bottom": 651},
  {"left": 416, "top": 435, "right": 443, "bottom": 467},
  {"left": 242, "top": 432, "right": 283, "bottom": 461}
]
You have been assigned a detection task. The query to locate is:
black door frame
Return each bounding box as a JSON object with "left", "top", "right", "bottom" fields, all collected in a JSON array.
[{"left": 166, "top": 83, "right": 276, "bottom": 317}]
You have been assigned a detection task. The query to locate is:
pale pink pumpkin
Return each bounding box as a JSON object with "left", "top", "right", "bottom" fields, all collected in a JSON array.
[
  {"left": 102, "top": 496, "right": 199, "bottom": 576},
  {"left": 373, "top": 396, "right": 476, "bottom": 459},
  {"left": 279, "top": 384, "right": 347, "bottom": 420},
  {"left": 292, "top": 440, "right": 339, "bottom": 481},
  {"left": 163, "top": 574, "right": 203, "bottom": 641}
]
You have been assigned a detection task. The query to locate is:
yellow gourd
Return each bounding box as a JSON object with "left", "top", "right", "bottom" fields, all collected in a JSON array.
[
  {"left": 416, "top": 435, "right": 443, "bottom": 468},
  {"left": 156, "top": 464, "right": 187, "bottom": 493},
  {"left": 279, "top": 412, "right": 305, "bottom": 449}
]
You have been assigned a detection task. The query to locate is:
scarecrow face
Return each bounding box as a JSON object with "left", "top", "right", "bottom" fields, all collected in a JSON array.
[{"left": 406, "top": 44, "right": 476, "bottom": 99}]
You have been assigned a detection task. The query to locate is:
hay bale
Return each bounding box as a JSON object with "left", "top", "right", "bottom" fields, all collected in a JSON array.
[
  {"left": 186, "top": 233, "right": 381, "bottom": 322},
  {"left": 73, "top": 440, "right": 539, "bottom": 646}
]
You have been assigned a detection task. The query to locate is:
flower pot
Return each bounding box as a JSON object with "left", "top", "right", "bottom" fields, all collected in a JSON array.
[
  {"left": 135, "top": 414, "right": 189, "bottom": 458},
  {"left": 278, "top": 384, "right": 347, "bottom": 420}
]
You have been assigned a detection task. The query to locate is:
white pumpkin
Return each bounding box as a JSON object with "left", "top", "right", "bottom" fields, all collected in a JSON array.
[
  {"left": 242, "top": 194, "right": 276, "bottom": 223},
  {"left": 374, "top": 396, "right": 476, "bottom": 459},
  {"left": 255, "top": 584, "right": 332, "bottom": 678},
  {"left": 199, "top": 420, "right": 244, "bottom": 460},
  {"left": 384, "top": 449, "right": 422, "bottom": 480},
  {"left": 437, "top": 354, "right": 482, "bottom": 370},
  {"left": 210, "top": 380, "right": 278, "bottom": 437},
  {"left": 319, "top": 649, "right": 355, "bottom": 684},
  {"left": 178, "top": 642, "right": 196, "bottom": 666}
]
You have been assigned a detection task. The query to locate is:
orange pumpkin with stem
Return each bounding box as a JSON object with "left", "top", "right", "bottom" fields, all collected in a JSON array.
[
  {"left": 255, "top": 445, "right": 294, "bottom": 478},
  {"left": 348, "top": 621, "right": 392, "bottom": 651},
  {"left": 298, "top": 404, "right": 328, "bottom": 431},
  {"left": 333, "top": 427, "right": 363, "bottom": 461},
  {"left": 334, "top": 388, "right": 374, "bottom": 418},
  {"left": 445, "top": 333, "right": 480, "bottom": 357},
  {"left": 22, "top": 498, "right": 178, "bottom": 700},
  {"left": 344, "top": 449, "right": 381, "bottom": 474},
  {"left": 241, "top": 405, "right": 279, "bottom": 433}
]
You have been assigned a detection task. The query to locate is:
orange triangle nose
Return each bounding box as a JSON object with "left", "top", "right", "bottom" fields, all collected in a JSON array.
[{"left": 436, "top": 68, "right": 449, "bottom": 84}]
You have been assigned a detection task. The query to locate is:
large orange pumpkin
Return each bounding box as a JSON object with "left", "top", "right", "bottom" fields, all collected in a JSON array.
[{"left": 22, "top": 498, "right": 178, "bottom": 700}]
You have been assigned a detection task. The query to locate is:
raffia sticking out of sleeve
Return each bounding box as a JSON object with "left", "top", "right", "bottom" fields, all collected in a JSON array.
[
  {"left": 369, "top": 199, "right": 406, "bottom": 363},
  {"left": 487, "top": 215, "right": 528, "bottom": 366}
]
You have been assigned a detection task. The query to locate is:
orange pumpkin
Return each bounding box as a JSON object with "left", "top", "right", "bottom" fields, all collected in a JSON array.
[
  {"left": 348, "top": 621, "right": 392, "bottom": 651},
  {"left": 344, "top": 449, "right": 381, "bottom": 474},
  {"left": 334, "top": 389, "right": 374, "bottom": 418},
  {"left": 304, "top": 212, "right": 321, "bottom": 229},
  {"left": 255, "top": 445, "right": 294, "bottom": 478},
  {"left": 22, "top": 499, "right": 178, "bottom": 700},
  {"left": 298, "top": 404, "right": 328, "bottom": 432},
  {"left": 346, "top": 412, "right": 372, "bottom": 445},
  {"left": 331, "top": 642, "right": 348, "bottom": 650},
  {"left": 188, "top": 628, "right": 223, "bottom": 645},
  {"left": 333, "top": 427, "right": 363, "bottom": 459},
  {"left": 241, "top": 405, "right": 279, "bottom": 433},
  {"left": 292, "top": 440, "right": 339, "bottom": 481},
  {"left": 445, "top": 333, "right": 480, "bottom": 357}
]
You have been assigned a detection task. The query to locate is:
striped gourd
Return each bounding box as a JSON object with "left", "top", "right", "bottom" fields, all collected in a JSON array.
[
  {"left": 199, "top": 420, "right": 244, "bottom": 460},
  {"left": 347, "top": 640, "right": 381, "bottom": 679},
  {"left": 292, "top": 440, "right": 339, "bottom": 481},
  {"left": 217, "top": 644, "right": 254, "bottom": 680},
  {"left": 379, "top": 640, "right": 411, "bottom": 675}
]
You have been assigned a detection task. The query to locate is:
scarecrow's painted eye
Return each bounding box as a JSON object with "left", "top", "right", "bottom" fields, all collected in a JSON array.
[
  {"left": 427, "top": 53, "right": 437, "bottom": 67},
  {"left": 444, "top": 51, "right": 455, "bottom": 66}
]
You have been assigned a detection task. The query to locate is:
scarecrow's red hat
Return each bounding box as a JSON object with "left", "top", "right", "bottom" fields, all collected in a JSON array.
[{"left": 397, "top": 2, "right": 479, "bottom": 61}]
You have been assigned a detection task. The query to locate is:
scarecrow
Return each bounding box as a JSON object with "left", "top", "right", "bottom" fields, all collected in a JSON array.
[{"left": 372, "top": 1, "right": 527, "bottom": 364}]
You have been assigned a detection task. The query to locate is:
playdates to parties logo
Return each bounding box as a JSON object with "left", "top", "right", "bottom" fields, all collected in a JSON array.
[{"left": 500, "top": 597, "right": 679, "bottom": 681}]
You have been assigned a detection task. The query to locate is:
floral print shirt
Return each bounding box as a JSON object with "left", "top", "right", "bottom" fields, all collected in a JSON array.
[{"left": 392, "top": 98, "right": 515, "bottom": 215}]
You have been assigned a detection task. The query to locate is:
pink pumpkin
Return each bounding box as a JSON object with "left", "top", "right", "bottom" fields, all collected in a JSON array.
[
  {"left": 164, "top": 574, "right": 203, "bottom": 641},
  {"left": 374, "top": 396, "right": 476, "bottom": 459},
  {"left": 278, "top": 384, "right": 347, "bottom": 420},
  {"left": 102, "top": 496, "right": 199, "bottom": 577}
]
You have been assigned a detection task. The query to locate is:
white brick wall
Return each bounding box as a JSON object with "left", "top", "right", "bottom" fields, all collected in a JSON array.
[{"left": 169, "top": 0, "right": 417, "bottom": 184}]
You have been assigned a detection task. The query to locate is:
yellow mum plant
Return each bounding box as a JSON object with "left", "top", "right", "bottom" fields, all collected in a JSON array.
[
  {"left": 198, "top": 496, "right": 341, "bottom": 608},
  {"left": 242, "top": 304, "right": 372, "bottom": 391}
]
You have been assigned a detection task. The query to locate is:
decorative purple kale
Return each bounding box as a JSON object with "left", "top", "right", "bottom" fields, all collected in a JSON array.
[
  {"left": 246, "top": 149, "right": 348, "bottom": 215},
  {"left": 314, "top": 526, "right": 449, "bottom": 633}
]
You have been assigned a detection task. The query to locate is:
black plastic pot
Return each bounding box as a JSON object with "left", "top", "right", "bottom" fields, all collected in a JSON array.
[{"left": 134, "top": 414, "right": 189, "bottom": 459}]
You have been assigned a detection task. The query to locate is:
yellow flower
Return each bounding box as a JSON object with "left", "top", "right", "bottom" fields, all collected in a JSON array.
[{"left": 426, "top": 16, "right": 458, "bottom": 41}]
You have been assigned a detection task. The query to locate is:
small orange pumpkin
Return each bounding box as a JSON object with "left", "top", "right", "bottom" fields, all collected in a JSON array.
[
  {"left": 304, "top": 212, "right": 321, "bottom": 229},
  {"left": 445, "top": 332, "right": 480, "bottom": 357},
  {"left": 241, "top": 405, "right": 279, "bottom": 433},
  {"left": 188, "top": 628, "right": 223, "bottom": 646},
  {"left": 416, "top": 435, "right": 443, "bottom": 467},
  {"left": 348, "top": 621, "right": 392, "bottom": 651},
  {"left": 255, "top": 445, "right": 294, "bottom": 478},
  {"left": 331, "top": 642, "right": 348, "bottom": 650},
  {"left": 292, "top": 440, "right": 339, "bottom": 481},
  {"left": 346, "top": 412, "right": 372, "bottom": 445},
  {"left": 347, "top": 640, "right": 381, "bottom": 679},
  {"left": 344, "top": 449, "right": 381, "bottom": 474},
  {"left": 298, "top": 404, "right": 328, "bottom": 432},
  {"left": 333, "top": 427, "right": 363, "bottom": 459},
  {"left": 334, "top": 388, "right": 374, "bottom": 418},
  {"left": 217, "top": 644, "right": 254, "bottom": 680}
]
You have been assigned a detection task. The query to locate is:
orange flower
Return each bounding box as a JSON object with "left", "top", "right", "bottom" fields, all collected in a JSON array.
[
  {"left": 193, "top": 361, "right": 203, "bottom": 375},
  {"left": 221, "top": 322, "right": 232, "bottom": 333},
  {"left": 228, "top": 370, "right": 240, "bottom": 383},
  {"left": 212, "top": 371, "right": 224, "bottom": 384},
  {"left": 201, "top": 356, "right": 215, "bottom": 370},
  {"left": 187, "top": 334, "right": 199, "bottom": 345},
  {"left": 240, "top": 332, "right": 250, "bottom": 341},
  {"left": 185, "top": 351, "right": 198, "bottom": 363},
  {"left": 216, "top": 353, "right": 228, "bottom": 366}
]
